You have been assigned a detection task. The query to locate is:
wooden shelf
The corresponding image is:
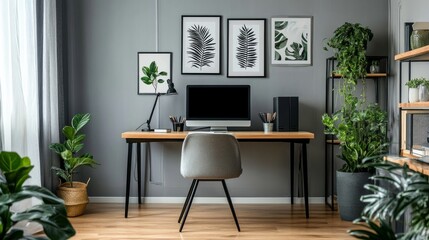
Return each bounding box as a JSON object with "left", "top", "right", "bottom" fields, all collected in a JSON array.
[
  {"left": 399, "top": 101, "right": 429, "bottom": 109},
  {"left": 395, "top": 45, "right": 429, "bottom": 61},
  {"left": 331, "top": 73, "right": 388, "bottom": 78},
  {"left": 385, "top": 155, "right": 429, "bottom": 176},
  {"left": 326, "top": 139, "right": 340, "bottom": 144}
]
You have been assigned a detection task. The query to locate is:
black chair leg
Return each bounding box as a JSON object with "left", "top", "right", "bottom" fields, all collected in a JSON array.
[
  {"left": 179, "top": 179, "right": 199, "bottom": 232},
  {"left": 178, "top": 179, "right": 196, "bottom": 223},
  {"left": 221, "top": 180, "right": 240, "bottom": 232}
]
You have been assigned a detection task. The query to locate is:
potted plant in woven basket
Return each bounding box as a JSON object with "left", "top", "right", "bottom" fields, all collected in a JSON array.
[{"left": 49, "top": 113, "right": 98, "bottom": 217}]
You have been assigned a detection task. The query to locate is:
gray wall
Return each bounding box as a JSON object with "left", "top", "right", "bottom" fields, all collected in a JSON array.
[{"left": 66, "top": 0, "right": 388, "bottom": 198}]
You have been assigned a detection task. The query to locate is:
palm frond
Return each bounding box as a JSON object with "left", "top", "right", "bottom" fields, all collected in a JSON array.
[
  {"left": 186, "top": 24, "right": 216, "bottom": 70},
  {"left": 236, "top": 25, "right": 258, "bottom": 69}
]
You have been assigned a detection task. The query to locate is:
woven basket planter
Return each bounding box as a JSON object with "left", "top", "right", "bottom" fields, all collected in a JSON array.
[{"left": 57, "top": 181, "right": 89, "bottom": 217}]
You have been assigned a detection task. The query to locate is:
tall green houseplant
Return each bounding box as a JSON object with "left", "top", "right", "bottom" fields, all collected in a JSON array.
[
  {"left": 322, "top": 22, "right": 388, "bottom": 221},
  {"left": 49, "top": 113, "right": 98, "bottom": 188}
]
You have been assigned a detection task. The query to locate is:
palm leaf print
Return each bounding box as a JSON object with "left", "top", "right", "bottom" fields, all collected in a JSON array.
[
  {"left": 186, "top": 24, "right": 216, "bottom": 70},
  {"left": 236, "top": 25, "right": 258, "bottom": 69}
]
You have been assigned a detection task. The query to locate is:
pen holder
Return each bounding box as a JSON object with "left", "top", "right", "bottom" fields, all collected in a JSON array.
[
  {"left": 173, "top": 122, "right": 184, "bottom": 132},
  {"left": 263, "top": 123, "right": 273, "bottom": 133}
]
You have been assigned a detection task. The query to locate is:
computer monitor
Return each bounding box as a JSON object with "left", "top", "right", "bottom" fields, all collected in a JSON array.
[{"left": 186, "top": 85, "right": 251, "bottom": 131}]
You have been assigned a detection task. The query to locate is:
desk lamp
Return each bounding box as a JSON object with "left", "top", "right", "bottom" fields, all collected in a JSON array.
[{"left": 142, "top": 79, "right": 177, "bottom": 131}]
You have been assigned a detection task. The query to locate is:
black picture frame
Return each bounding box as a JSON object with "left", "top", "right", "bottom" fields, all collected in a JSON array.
[
  {"left": 227, "top": 18, "right": 266, "bottom": 78},
  {"left": 137, "top": 52, "right": 172, "bottom": 95},
  {"left": 181, "top": 15, "right": 222, "bottom": 75}
]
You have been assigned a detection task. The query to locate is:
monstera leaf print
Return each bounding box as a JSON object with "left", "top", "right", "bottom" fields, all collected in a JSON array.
[
  {"left": 236, "top": 25, "right": 258, "bottom": 69},
  {"left": 274, "top": 21, "right": 288, "bottom": 60},
  {"left": 186, "top": 24, "right": 216, "bottom": 70},
  {"left": 285, "top": 33, "right": 308, "bottom": 60}
]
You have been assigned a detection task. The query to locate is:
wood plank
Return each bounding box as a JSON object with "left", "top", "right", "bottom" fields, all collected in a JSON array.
[
  {"left": 121, "top": 131, "right": 315, "bottom": 140},
  {"left": 395, "top": 45, "right": 429, "bottom": 61},
  {"left": 332, "top": 73, "right": 388, "bottom": 78},
  {"left": 385, "top": 155, "right": 429, "bottom": 176},
  {"left": 69, "top": 203, "right": 356, "bottom": 239},
  {"left": 399, "top": 101, "right": 429, "bottom": 109}
]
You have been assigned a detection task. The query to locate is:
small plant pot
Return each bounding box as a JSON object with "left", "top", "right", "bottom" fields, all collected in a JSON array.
[
  {"left": 409, "top": 88, "right": 420, "bottom": 103},
  {"left": 419, "top": 85, "right": 429, "bottom": 102},
  {"left": 369, "top": 65, "right": 379, "bottom": 73},
  {"left": 57, "top": 181, "right": 89, "bottom": 217}
]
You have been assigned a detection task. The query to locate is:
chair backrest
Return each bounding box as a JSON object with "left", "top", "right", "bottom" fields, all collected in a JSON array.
[{"left": 180, "top": 132, "right": 242, "bottom": 179}]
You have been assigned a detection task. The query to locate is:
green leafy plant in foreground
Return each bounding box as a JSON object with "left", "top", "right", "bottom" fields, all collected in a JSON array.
[
  {"left": 0, "top": 151, "right": 75, "bottom": 239},
  {"left": 349, "top": 162, "right": 429, "bottom": 239},
  {"left": 405, "top": 77, "right": 426, "bottom": 88}
]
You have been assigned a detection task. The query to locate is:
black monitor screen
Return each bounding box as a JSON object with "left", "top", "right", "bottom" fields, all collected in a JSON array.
[{"left": 186, "top": 85, "right": 251, "bottom": 120}]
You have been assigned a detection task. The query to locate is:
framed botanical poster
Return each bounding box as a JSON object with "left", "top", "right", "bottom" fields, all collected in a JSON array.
[
  {"left": 137, "top": 52, "right": 172, "bottom": 95},
  {"left": 271, "top": 16, "right": 312, "bottom": 66},
  {"left": 227, "top": 18, "right": 266, "bottom": 78},
  {"left": 181, "top": 15, "right": 221, "bottom": 75}
]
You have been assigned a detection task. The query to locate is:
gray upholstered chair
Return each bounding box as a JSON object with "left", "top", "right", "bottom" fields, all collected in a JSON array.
[{"left": 178, "top": 132, "right": 242, "bottom": 232}]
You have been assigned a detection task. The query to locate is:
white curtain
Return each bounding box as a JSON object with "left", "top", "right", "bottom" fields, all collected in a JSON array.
[
  {"left": 0, "top": 0, "right": 60, "bottom": 235},
  {"left": 0, "top": 0, "right": 41, "bottom": 185}
]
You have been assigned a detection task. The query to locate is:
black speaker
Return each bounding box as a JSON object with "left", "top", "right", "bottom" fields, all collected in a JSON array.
[{"left": 273, "top": 97, "right": 299, "bottom": 131}]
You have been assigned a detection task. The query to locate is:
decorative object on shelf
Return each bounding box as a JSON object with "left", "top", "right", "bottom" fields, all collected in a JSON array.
[
  {"left": 227, "top": 18, "right": 266, "bottom": 77},
  {"left": 405, "top": 77, "right": 425, "bottom": 103},
  {"left": 181, "top": 15, "right": 221, "bottom": 75},
  {"left": 322, "top": 22, "right": 388, "bottom": 221},
  {"left": 49, "top": 113, "right": 98, "bottom": 217},
  {"left": 369, "top": 60, "right": 380, "bottom": 73},
  {"left": 0, "top": 151, "right": 76, "bottom": 239},
  {"left": 138, "top": 52, "right": 172, "bottom": 94},
  {"left": 410, "top": 22, "right": 429, "bottom": 50},
  {"left": 349, "top": 162, "right": 429, "bottom": 239},
  {"left": 270, "top": 16, "right": 312, "bottom": 66},
  {"left": 419, "top": 78, "right": 429, "bottom": 102}
]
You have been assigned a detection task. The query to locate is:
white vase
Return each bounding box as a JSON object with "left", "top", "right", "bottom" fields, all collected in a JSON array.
[
  {"left": 419, "top": 85, "right": 429, "bottom": 102},
  {"left": 409, "top": 88, "right": 420, "bottom": 102}
]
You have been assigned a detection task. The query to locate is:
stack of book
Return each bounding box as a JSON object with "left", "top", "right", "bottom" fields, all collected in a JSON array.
[{"left": 411, "top": 143, "right": 429, "bottom": 163}]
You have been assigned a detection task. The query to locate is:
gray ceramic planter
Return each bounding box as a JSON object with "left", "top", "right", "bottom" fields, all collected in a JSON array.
[{"left": 336, "top": 171, "right": 372, "bottom": 221}]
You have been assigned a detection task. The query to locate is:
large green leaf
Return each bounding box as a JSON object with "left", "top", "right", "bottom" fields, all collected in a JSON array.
[
  {"left": 12, "top": 204, "right": 75, "bottom": 239},
  {"left": 71, "top": 113, "right": 91, "bottom": 133},
  {"left": 62, "top": 126, "right": 75, "bottom": 140},
  {"left": 0, "top": 152, "right": 30, "bottom": 173},
  {"left": 4, "top": 165, "right": 33, "bottom": 193},
  {"left": 48, "top": 143, "right": 66, "bottom": 155}
]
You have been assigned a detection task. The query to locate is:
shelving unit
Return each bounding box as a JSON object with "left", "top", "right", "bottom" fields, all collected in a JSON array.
[
  {"left": 388, "top": 46, "right": 429, "bottom": 166},
  {"left": 324, "top": 56, "right": 388, "bottom": 210}
]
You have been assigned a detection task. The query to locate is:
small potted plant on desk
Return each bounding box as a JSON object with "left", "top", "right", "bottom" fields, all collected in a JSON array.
[{"left": 49, "top": 113, "right": 98, "bottom": 217}]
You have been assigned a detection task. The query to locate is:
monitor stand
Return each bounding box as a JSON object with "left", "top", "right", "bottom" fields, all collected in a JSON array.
[{"left": 209, "top": 127, "right": 228, "bottom": 132}]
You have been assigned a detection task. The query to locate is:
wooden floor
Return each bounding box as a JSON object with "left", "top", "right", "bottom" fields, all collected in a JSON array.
[{"left": 69, "top": 203, "right": 357, "bottom": 240}]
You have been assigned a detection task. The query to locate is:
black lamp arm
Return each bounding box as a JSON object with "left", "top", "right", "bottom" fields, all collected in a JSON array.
[{"left": 144, "top": 92, "right": 161, "bottom": 131}]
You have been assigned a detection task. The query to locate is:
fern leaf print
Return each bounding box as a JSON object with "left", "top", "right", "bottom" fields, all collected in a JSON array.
[
  {"left": 236, "top": 25, "right": 258, "bottom": 69},
  {"left": 186, "top": 24, "right": 216, "bottom": 70}
]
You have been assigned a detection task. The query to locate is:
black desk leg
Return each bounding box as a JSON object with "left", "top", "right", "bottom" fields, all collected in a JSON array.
[
  {"left": 137, "top": 143, "right": 142, "bottom": 204},
  {"left": 303, "top": 143, "right": 309, "bottom": 219},
  {"left": 290, "top": 142, "right": 294, "bottom": 205},
  {"left": 125, "top": 142, "right": 133, "bottom": 218}
]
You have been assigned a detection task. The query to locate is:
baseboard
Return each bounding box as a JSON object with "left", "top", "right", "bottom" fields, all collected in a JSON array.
[{"left": 89, "top": 196, "right": 325, "bottom": 204}]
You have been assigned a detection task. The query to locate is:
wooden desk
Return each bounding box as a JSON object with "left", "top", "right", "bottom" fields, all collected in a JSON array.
[{"left": 121, "top": 131, "right": 315, "bottom": 218}]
